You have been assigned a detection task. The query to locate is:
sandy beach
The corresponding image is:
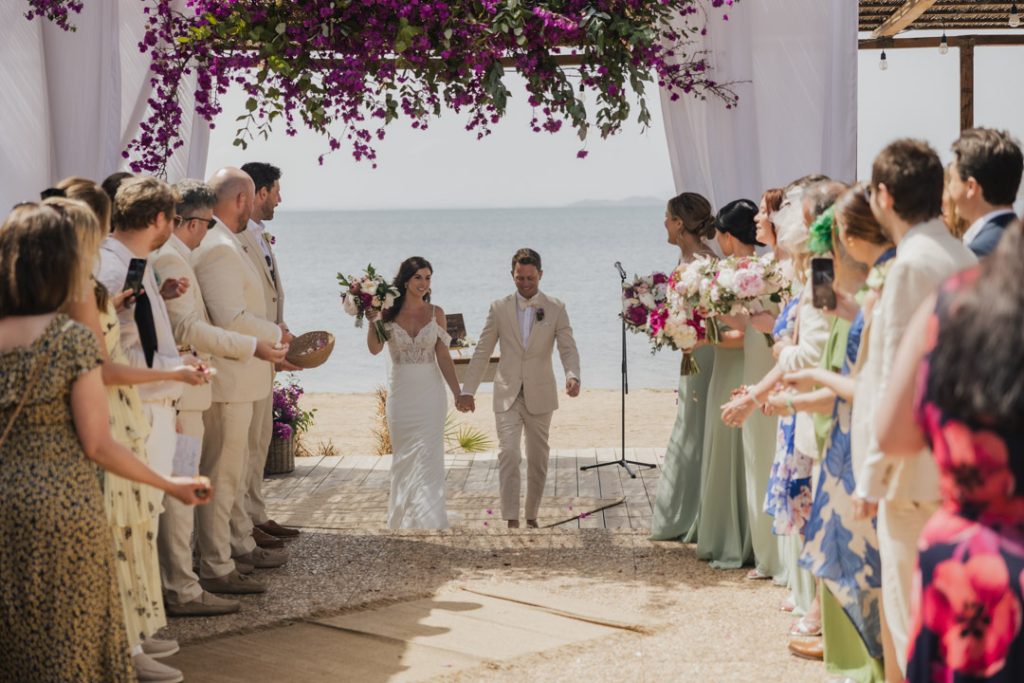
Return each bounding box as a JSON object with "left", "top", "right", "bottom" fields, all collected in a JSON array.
[{"left": 300, "top": 389, "right": 680, "bottom": 456}]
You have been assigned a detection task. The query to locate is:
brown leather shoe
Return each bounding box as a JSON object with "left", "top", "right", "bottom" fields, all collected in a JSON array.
[
  {"left": 788, "top": 636, "right": 824, "bottom": 660},
  {"left": 526, "top": 519, "right": 539, "bottom": 529},
  {"left": 257, "top": 519, "right": 300, "bottom": 538},
  {"left": 165, "top": 590, "right": 241, "bottom": 617},
  {"left": 253, "top": 526, "right": 284, "bottom": 549}
]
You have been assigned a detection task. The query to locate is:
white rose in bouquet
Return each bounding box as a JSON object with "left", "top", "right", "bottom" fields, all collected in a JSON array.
[
  {"left": 362, "top": 280, "right": 379, "bottom": 296},
  {"left": 342, "top": 294, "right": 359, "bottom": 316}
]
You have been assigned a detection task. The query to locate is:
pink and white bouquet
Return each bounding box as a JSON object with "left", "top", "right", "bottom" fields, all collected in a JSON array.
[
  {"left": 621, "top": 271, "right": 670, "bottom": 339},
  {"left": 701, "top": 255, "right": 793, "bottom": 344},
  {"left": 669, "top": 256, "right": 721, "bottom": 345},
  {"left": 337, "top": 264, "right": 400, "bottom": 343}
]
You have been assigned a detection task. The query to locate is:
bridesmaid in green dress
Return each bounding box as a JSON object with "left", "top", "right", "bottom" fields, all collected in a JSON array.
[
  {"left": 695, "top": 199, "right": 763, "bottom": 569},
  {"left": 649, "top": 193, "right": 718, "bottom": 541},
  {"left": 739, "top": 191, "right": 785, "bottom": 580}
]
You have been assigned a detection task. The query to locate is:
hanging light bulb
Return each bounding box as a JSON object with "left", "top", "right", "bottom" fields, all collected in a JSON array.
[
  {"left": 879, "top": 50, "right": 889, "bottom": 71},
  {"left": 939, "top": 32, "right": 949, "bottom": 54},
  {"left": 1011, "top": 3, "right": 1022, "bottom": 28}
]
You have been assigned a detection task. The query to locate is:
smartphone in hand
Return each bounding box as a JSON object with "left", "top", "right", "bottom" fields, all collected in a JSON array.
[
  {"left": 811, "top": 257, "right": 836, "bottom": 309},
  {"left": 121, "top": 258, "right": 148, "bottom": 306}
]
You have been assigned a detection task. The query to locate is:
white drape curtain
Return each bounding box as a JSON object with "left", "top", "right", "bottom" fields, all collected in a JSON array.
[
  {"left": 660, "top": 0, "right": 858, "bottom": 209},
  {"left": 0, "top": 1, "right": 210, "bottom": 210}
]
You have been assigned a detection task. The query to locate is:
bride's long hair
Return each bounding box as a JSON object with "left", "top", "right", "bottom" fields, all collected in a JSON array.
[{"left": 383, "top": 256, "right": 432, "bottom": 322}]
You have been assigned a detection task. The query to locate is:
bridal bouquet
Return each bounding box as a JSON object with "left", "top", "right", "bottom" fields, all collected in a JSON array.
[{"left": 337, "top": 264, "right": 400, "bottom": 343}]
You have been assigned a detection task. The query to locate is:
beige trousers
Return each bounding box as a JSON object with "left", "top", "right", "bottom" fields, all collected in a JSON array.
[
  {"left": 243, "top": 391, "right": 273, "bottom": 527},
  {"left": 158, "top": 410, "right": 204, "bottom": 604},
  {"left": 196, "top": 401, "right": 256, "bottom": 579},
  {"left": 877, "top": 498, "right": 939, "bottom": 675},
  {"left": 495, "top": 394, "right": 553, "bottom": 521}
]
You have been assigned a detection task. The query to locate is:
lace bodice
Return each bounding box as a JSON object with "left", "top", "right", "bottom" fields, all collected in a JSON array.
[{"left": 384, "top": 319, "right": 451, "bottom": 365}]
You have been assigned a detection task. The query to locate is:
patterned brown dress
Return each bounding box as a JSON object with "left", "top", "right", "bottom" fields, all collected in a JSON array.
[{"left": 0, "top": 315, "right": 133, "bottom": 682}]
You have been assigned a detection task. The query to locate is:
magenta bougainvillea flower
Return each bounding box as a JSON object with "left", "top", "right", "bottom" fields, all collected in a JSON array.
[{"left": 25, "top": 0, "right": 739, "bottom": 173}]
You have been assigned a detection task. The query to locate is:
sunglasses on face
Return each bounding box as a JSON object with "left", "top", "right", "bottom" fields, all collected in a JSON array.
[{"left": 176, "top": 216, "right": 217, "bottom": 230}]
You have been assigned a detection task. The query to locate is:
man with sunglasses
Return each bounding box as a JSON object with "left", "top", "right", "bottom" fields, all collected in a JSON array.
[{"left": 152, "top": 179, "right": 288, "bottom": 616}]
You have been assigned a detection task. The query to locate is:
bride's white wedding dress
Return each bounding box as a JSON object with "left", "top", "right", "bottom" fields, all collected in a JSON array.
[{"left": 383, "top": 315, "right": 451, "bottom": 529}]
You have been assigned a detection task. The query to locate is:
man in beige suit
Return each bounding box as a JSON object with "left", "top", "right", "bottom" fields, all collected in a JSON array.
[
  {"left": 237, "top": 162, "right": 301, "bottom": 550},
  {"left": 154, "top": 180, "right": 287, "bottom": 613},
  {"left": 854, "top": 139, "right": 977, "bottom": 675},
  {"left": 459, "top": 249, "right": 581, "bottom": 529},
  {"left": 191, "top": 168, "right": 292, "bottom": 595}
]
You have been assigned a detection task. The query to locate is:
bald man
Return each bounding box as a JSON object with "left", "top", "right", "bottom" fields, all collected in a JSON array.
[{"left": 191, "top": 168, "right": 292, "bottom": 595}]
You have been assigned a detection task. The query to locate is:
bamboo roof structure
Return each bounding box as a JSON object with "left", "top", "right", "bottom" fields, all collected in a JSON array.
[{"left": 860, "top": 1, "right": 1024, "bottom": 36}]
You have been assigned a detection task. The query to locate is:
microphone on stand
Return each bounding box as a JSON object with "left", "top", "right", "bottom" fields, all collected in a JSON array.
[{"left": 614, "top": 261, "right": 626, "bottom": 280}]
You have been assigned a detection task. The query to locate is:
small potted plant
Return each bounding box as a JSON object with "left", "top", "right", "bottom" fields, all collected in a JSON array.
[{"left": 267, "top": 377, "right": 316, "bottom": 474}]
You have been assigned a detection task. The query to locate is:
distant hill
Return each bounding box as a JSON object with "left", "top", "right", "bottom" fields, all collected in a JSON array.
[{"left": 568, "top": 196, "right": 665, "bottom": 208}]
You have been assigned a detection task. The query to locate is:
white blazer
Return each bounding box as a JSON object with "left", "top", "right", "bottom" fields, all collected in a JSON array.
[
  {"left": 190, "top": 222, "right": 281, "bottom": 404},
  {"left": 856, "top": 219, "right": 977, "bottom": 503},
  {"left": 152, "top": 234, "right": 257, "bottom": 412},
  {"left": 462, "top": 292, "right": 580, "bottom": 414}
]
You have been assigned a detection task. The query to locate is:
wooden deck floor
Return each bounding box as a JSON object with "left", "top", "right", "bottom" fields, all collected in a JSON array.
[{"left": 263, "top": 448, "right": 665, "bottom": 531}]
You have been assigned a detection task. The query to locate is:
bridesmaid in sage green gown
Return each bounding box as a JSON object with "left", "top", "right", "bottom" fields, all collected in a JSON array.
[
  {"left": 739, "top": 191, "right": 785, "bottom": 579},
  {"left": 649, "top": 193, "right": 718, "bottom": 541},
  {"left": 695, "top": 198, "right": 765, "bottom": 569}
]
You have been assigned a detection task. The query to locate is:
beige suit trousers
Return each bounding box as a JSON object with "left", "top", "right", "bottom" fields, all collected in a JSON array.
[
  {"left": 196, "top": 401, "right": 256, "bottom": 579},
  {"left": 243, "top": 390, "right": 274, "bottom": 526},
  {"left": 878, "top": 498, "right": 939, "bottom": 675},
  {"left": 495, "top": 394, "right": 553, "bottom": 521},
  {"left": 158, "top": 410, "right": 204, "bottom": 604}
]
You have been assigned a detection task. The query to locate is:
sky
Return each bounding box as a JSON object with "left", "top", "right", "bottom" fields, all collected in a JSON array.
[{"left": 204, "top": 32, "right": 1024, "bottom": 211}]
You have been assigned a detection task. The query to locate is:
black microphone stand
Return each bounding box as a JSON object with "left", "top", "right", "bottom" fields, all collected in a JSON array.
[{"left": 581, "top": 262, "right": 657, "bottom": 480}]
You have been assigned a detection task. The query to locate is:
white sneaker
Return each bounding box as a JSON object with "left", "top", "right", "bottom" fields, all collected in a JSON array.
[{"left": 132, "top": 652, "right": 184, "bottom": 683}]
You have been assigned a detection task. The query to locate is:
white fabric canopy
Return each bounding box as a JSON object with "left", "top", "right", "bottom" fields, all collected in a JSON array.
[
  {"left": 0, "top": 1, "right": 209, "bottom": 210},
  {"left": 660, "top": 0, "right": 858, "bottom": 209}
]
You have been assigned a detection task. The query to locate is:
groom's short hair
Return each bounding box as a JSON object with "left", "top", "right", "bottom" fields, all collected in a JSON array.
[{"left": 511, "top": 248, "right": 542, "bottom": 272}]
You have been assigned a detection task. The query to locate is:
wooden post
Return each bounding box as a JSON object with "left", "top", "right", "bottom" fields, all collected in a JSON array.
[{"left": 960, "top": 41, "right": 974, "bottom": 131}]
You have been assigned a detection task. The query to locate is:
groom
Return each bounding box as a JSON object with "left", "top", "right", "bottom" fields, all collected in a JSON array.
[{"left": 458, "top": 248, "right": 581, "bottom": 529}]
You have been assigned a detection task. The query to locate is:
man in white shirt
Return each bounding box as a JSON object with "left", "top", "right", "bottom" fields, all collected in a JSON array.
[
  {"left": 96, "top": 177, "right": 192, "bottom": 480},
  {"left": 238, "top": 162, "right": 302, "bottom": 549},
  {"left": 855, "top": 139, "right": 977, "bottom": 675},
  {"left": 947, "top": 128, "right": 1022, "bottom": 257}
]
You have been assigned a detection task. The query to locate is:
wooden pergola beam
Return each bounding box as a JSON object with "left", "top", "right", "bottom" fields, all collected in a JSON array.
[
  {"left": 871, "top": 0, "right": 940, "bottom": 38},
  {"left": 859, "top": 34, "right": 1024, "bottom": 49}
]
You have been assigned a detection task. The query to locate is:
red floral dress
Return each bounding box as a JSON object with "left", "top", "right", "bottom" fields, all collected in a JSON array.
[{"left": 906, "top": 268, "right": 1024, "bottom": 682}]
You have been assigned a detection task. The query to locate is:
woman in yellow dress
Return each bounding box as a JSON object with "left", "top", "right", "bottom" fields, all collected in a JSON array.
[{"left": 53, "top": 184, "right": 207, "bottom": 681}]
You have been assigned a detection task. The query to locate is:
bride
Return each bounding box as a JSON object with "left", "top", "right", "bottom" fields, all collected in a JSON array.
[{"left": 366, "top": 256, "right": 460, "bottom": 529}]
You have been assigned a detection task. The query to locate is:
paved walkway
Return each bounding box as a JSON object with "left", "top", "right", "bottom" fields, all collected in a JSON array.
[{"left": 264, "top": 448, "right": 666, "bottom": 531}]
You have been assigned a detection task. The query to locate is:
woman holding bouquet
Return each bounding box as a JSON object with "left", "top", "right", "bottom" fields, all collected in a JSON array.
[
  {"left": 366, "top": 257, "right": 460, "bottom": 529},
  {"left": 649, "top": 192, "right": 717, "bottom": 542},
  {"left": 693, "top": 198, "right": 764, "bottom": 569}
]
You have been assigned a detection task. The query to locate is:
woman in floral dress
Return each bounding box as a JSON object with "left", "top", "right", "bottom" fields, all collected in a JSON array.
[{"left": 877, "top": 221, "right": 1024, "bottom": 682}]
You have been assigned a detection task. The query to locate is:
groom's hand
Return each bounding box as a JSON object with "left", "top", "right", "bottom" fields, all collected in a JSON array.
[
  {"left": 566, "top": 378, "right": 580, "bottom": 398},
  {"left": 456, "top": 395, "right": 475, "bottom": 413}
]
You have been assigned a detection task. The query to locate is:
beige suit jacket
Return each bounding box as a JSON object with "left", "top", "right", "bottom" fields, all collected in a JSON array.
[
  {"left": 856, "top": 219, "right": 977, "bottom": 503},
  {"left": 190, "top": 222, "right": 281, "bottom": 404},
  {"left": 237, "top": 223, "right": 284, "bottom": 324},
  {"left": 152, "top": 235, "right": 257, "bottom": 412},
  {"left": 462, "top": 292, "right": 580, "bottom": 415}
]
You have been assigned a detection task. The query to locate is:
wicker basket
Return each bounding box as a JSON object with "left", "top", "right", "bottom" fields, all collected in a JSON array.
[
  {"left": 265, "top": 435, "right": 296, "bottom": 475},
  {"left": 286, "top": 330, "right": 335, "bottom": 369}
]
